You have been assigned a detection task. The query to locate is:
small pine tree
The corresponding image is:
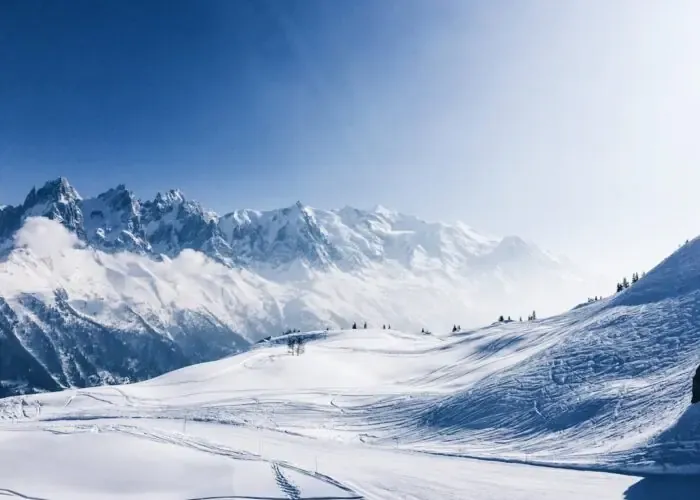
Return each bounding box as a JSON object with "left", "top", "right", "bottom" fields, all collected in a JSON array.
[
  {"left": 507, "top": 316, "right": 512, "bottom": 322},
  {"left": 363, "top": 321, "right": 367, "bottom": 329},
  {"left": 382, "top": 324, "right": 386, "bottom": 330},
  {"left": 622, "top": 277, "right": 630, "bottom": 289},
  {"left": 352, "top": 322, "right": 357, "bottom": 330},
  {"left": 452, "top": 324, "right": 458, "bottom": 333},
  {"left": 616, "top": 282, "right": 623, "bottom": 293},
  {"left": 519, "top": 316, "right": 522, "bottom": 322},
  {"left": 631, "top": 272, "right": 639, "bottom": 284},
  {"left": 531, "top": 310, "right": 537, "bottom": 320},
  {"left": 498, "top": 315, "right": 504, "bottom": 322}
]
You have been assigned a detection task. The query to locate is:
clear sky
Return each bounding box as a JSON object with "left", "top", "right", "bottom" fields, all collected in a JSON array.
[{"left": 1, "top": 0, "right": 699, "bottom": 280}]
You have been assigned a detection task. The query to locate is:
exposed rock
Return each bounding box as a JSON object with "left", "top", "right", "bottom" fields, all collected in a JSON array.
[{"left": 693, "top": 364, "right": 700, "bottom": 404}]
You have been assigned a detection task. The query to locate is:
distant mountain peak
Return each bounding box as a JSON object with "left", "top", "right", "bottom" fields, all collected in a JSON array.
[
  {"left": 372, "top": 204, "right": 396, "bottom": 217},
  {"left": 23, "top": 177, "right": 81, "bottom": 207}
]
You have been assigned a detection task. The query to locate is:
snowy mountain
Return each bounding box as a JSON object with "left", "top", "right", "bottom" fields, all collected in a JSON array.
[
  {"left": 0, "top": 177, "right": 599, "bottom": 397},
  {"left": 1, "top": 235, "right": 700, "bottom": 497},
  {"left": 1, "top": 177, "right": 579, "bottom": 274}
]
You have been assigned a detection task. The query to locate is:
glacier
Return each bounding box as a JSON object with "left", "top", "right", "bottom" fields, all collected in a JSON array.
[{"left": 0, "top": 232, "right": 699, "bottom": 497}]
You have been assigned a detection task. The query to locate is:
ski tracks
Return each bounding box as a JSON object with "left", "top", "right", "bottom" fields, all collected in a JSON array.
[
  {"left": 272, "top": 463, "right": 301, "bottom": 499},
  {"left": 102, "top": 424, "right": 362, "bottom": 499}
]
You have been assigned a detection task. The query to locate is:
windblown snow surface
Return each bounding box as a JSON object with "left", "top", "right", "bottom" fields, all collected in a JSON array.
[{"left": 2, "top": 239, "right": 700, "bottom": 498}]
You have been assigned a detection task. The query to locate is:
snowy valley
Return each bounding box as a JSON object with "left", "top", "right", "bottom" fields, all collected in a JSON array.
[
  {"left": 0, "top": 178, "right": 599, "bottom": 397},
  {"left": 0, "top": 226, "right": 700, "bottom": 497}
]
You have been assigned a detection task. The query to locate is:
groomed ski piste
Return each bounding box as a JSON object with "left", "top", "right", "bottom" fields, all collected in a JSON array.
[{"left": 2, "top": 239, "right": 700, "bottom": 498}]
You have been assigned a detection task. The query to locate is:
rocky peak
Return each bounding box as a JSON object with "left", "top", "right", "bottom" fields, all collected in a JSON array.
[
  {"left": 20, "top": 178, "right": 84, "bottom": 236},
  {"left": 23, "top": 177, "right": 81, "bottom": 207}
]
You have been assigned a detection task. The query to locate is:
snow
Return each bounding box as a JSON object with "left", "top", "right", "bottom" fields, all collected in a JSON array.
[
  {"left": 3, "top": 177, "right": 606, "bottom": 335},
  {"left": 0, "top": 217, "right": 600, "bottom": 341},
  {"left": 2, "top": 255, "right": 700, "bottom": 499}
]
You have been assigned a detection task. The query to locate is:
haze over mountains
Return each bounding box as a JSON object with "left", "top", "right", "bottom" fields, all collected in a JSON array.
[{"left": 0, "top": 177, "right": 601, "bottom": 397}]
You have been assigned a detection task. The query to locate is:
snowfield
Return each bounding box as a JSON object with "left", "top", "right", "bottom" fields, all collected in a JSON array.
[
  {"left": 2, "top": 224, "right": 700, "bottom": 497},
  {"left": 3, "top": 273, "right": 700, "bottom": 498}
]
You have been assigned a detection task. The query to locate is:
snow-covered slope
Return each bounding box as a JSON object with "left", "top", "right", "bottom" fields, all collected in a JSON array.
[
  {"left": 2, "top": 235, "right": 700, "bottom": 497},
  {"left": 0, "top": 178, "right": 600, "bottom": 397}
]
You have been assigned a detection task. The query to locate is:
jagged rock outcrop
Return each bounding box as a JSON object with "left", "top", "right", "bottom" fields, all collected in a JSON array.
[{"left": 693, "top": 364, "right": 700, "bottom": 404}]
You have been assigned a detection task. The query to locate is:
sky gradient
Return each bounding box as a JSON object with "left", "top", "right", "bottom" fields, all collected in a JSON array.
[{"left": 1, "top": 0, "right": 699, "bottom": 280}]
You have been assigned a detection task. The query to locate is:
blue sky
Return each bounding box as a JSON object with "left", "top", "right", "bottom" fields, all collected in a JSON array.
[
  {"left": 2, "top": 0, "right": 700, "bottom": 279},
  {"left": 0, "top": 0, "right": 460, "bottom": 209}
]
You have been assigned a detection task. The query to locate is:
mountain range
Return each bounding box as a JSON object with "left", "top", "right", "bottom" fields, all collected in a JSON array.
[{"left": 0, "top": 177, "right": 599, "bottom": 397}]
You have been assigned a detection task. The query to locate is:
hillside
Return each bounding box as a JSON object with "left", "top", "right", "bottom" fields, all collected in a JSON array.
[
  {"left": 0, "top": 178, "right": 601, "bottom": 397},
  {"left": 1, "top": 237, "right": 699, "bottom": 497}
]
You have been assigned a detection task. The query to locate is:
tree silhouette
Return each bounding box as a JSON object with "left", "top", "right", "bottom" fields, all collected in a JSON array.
[{"left": 352, "top": 322, "right": 357, "bottom": 330}]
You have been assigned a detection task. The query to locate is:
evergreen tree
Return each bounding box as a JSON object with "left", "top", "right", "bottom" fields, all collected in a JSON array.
[
  {"left": 507, "top": 316, "right": 512, "bottom": 322},
  {"left": 531, "top": 310, "right": 537, "bottom": 320},
  {"left": 352, "top": 322, "right": 357, "bottom": 330},
  {"left": 383, "top": 324, "right": 386, "bottom": 330},
  {"left": 631, "top": 272, "right": 639, "bottom": 284},
  {"left": 498, "top": 315, "right": 504, "bottom": 322},
  {"left": 452, "top": 324, "right": 458, "bottom": 333},
  {"left": 616, "top": 282, "right": 623, "bottom": 293},
  {"left": 363, "top": 321, "right": 367, "bottom": 329},
  {"left": 622, "top": 276, "right": 630, "bottom": 289},
  {"left": 519, "top": 316, "right": 522, "bottom": 322}
]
